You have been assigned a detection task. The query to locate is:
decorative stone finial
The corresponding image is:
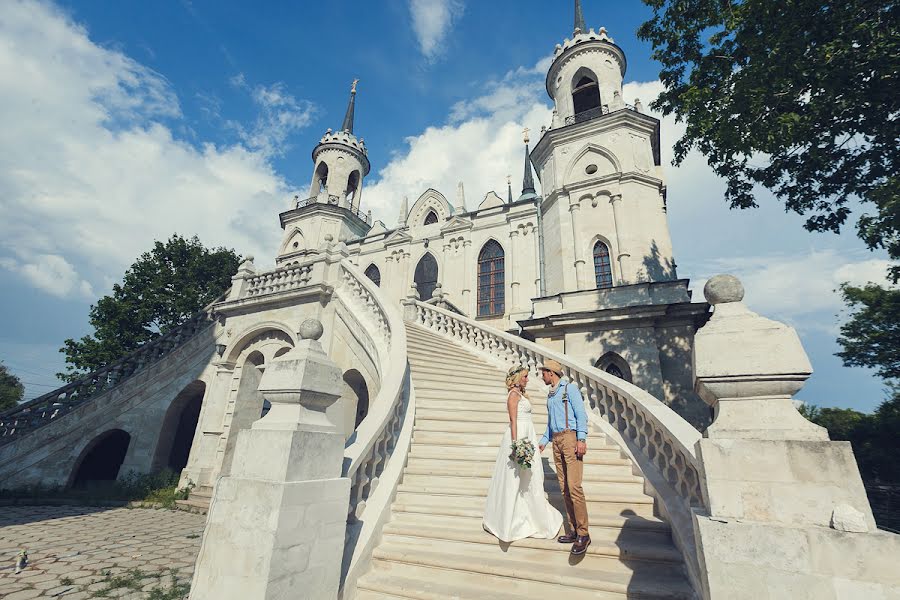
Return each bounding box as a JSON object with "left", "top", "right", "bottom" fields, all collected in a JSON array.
[
  {"left": 299, "top": 318, "right": 324, "bottom": 341},
  {"left": 704, "top": 274, "right": 745, "bottom": 305}
]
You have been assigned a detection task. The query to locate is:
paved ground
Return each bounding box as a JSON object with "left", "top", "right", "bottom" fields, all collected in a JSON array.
[{"left": 0, "top": 506, "right": 205, "bottom": 600}]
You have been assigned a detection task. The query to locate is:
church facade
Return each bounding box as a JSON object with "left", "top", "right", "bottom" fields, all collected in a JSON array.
[{"left": 276, "top": 25, "right": 710, "bottom": 426}]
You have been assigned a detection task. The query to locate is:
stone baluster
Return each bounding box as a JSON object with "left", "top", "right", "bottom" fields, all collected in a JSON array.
[{"left": 190, "top": 319, "right": 349, "bottom": 600}]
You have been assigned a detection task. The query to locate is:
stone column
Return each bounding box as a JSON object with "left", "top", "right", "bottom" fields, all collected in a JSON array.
[
  {"left": 190, "top": 319, "right": 350, "bottom": 600},
  {"left": 569, "top": 197, "right": 586, "bottom": 288},
  {"left": 609, "top": 194, "right": 631, "bottom": 283},
  {"left": 689, "top": 275, "right": 891, "bottom": 600},
  {"left": 461, "top": 239, "right": 473, "bottom": 315},
  {"left": 508, "top": 228, "right": 519, "bottom": 312}
]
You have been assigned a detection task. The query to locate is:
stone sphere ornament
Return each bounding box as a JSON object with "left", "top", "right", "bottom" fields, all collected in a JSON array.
[
  {"left": 299, "top": 318, "right": 324, "bottom": 341},
  {"left": 704, "top": 274, "right": 745, "bottom": 305}
]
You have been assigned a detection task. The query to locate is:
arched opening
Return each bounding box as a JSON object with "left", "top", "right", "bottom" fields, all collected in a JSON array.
[
  {"left": 342, "top": 369, "right": 370, "bottom": 431},
  {"left": 312, "top": 162, "right": 329, "bottom": 196},
  {"left": 477, "top": 240, "right": 505, "bottom": 317},
  {"left": 71, "top": 429, "right": 131, "bottom": 487},
  {"left": 345, "top": 170, "right": 361, "bottom": 205},
  {"left": 595, "top": 352, "right": 633, "bottom": 383},
  {"left": 152, "top": 380, "right": 206, "bottom": 473},
  {"left": 414, "top": 253, "right": 439, "bottom": 301},
  {"left": 572, "top": 71, "right": 601, "bottom": 119},
  {"left": 364, "top": 264, "right": 381, "bottom": 287},
  {"left": 593, "top": 240, "right": 613, "bottom": 289},
  {"left": 221, "top": 351, "right": 266, "bottom": 476},
  {"left": 423, "top": 210, "right": 439, "bottom": 226}
]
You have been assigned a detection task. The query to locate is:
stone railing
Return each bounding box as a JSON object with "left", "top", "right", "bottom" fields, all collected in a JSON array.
[
  {"left": 245, "top": 263, "right": 314, "bottom": 297},
  {"left": 0, "top": 312, "right": 214, "bottom": 446},
  {"left": 295, "top": 194, "right": 372, "bottom": 225},
  {"left": 407, "top": 300, "right": 705, "bottom": 585},
  {"left": 335, "top": 259, "right": 413, "bottom": 597}
]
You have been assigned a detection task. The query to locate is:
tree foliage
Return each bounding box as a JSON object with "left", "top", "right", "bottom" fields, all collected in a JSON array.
[
  {"left": 60, "top": 235, "right": 240, "bottom": 381},
  {"left": 638, "top": 0, "right": 900, "bottom": 270},
  {"left": 837, "top": 282, "right": 900, "bottom": 379},
  {"left": 801, "top": 388, "right": 900, "bottom": 483},
  {"left": 0, "top": 362, "right": 24, "bottom": 412}
]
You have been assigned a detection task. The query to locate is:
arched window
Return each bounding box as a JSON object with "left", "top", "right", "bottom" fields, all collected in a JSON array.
[
  {"left": 313, "top": 162, "right": 329, "bottom": 195},
  {"left": 606, "top": 364, "right": 625, "bottom": 379},
  {"left": 596, "top": 352, "right": 632, "bottom": 383},
  {"left": 414, "top": 253, "right": 439, "bottom": 300},
  {"left": 593, "top": 241, "right": 613, "bottom": 289},
  {"left": 477, "top": 240, "right": 505, "bottom": 317},
  {"left": 364, "top": 264, "right": 381, "bottom": 287},
  {"left": 345, "top": 170, "right": 360, "bottom": 205},
  {"left": 423, "top": 210, "right": 439, "bottom": 225},
  {"left": 572, "top": 73, "right": 601, "bottom": 118}
]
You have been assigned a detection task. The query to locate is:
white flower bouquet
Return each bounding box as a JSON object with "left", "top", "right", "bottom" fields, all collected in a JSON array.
[{"left": 510, "top": 438, "right": 536, "bottom": 469}]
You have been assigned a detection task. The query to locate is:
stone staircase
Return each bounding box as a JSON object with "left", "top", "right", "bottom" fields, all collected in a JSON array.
[
  {"left": 175, "top": 485, "right": 214, "bottom": 514},
  {"left": 354, "top": 323, "right": 695, "bottom": 599}
]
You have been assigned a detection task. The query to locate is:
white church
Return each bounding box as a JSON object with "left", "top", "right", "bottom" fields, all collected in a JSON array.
[{"left": 0, "top": 3, "right": 894, "bottom": 599}]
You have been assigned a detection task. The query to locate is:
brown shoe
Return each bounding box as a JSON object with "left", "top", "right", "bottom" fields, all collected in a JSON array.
[
  {"left": 571, "top": 535, "right": 591, "bottom": 555},
  {"left": 557, "top": 532, "right": 577, "bottom": 544}
]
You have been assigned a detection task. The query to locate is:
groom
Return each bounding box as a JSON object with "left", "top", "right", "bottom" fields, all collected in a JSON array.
[{"left": 538, "top": 359, "right": 591, "bottom": 555}]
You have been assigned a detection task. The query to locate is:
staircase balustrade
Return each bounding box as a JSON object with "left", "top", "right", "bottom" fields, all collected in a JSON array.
[
  {"left": 410, "top": 300, "right": 704, "bottom": 505},
  {"left": 0, "top": 312, "right": 214, "bottom": 446},
  {"left": 335, "top": 260, "right": 413, "bottom": 594},
  {"left": 244, "top": 263, "right": 314, "bottom": 297}
]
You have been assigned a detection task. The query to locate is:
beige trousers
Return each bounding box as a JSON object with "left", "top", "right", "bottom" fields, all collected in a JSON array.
[{"left": 552, "top": 430, "right": 589, "bottom": 536}]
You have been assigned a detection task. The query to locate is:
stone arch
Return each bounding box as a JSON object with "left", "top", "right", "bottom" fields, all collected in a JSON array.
[
  {"left": 346, "top": 169, "right": 361, "bottom": 205},
  {"left": 151, "top": 380, "right": 206, "bottom": 473},
  {"left": 563, "top": 143, "right": 621, "bottom": 185},
  {"left": 279, "top": 227, "right": 307, "bottom": 255},
  {"left": 342, "top": 369, "right": 370, "bottom": 432},
  {"left": 224, "top": 322, "right": 296, "bottom": 365},
  {"left": 413, "top": 252, "right": 439, "bottom": 301},
  {"left": 69, "top": 429, "right": 131, "bottom": 487},
  {"left": 312, "top": 161, "right": 329, "bottom": 195},
  {"left": 571, "top": 66, "right": 602, "bottom": 117},
  {"left": 409, "top": 189, "right": 452, "bottom": 227},
  {"left": 595, "top": 352, "right": 633, "bottom": 383}
]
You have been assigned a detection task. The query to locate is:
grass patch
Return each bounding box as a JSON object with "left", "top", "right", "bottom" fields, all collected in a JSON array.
[
  {"left": 60, "top": 576, "right": 74, "bottom": 586},
  {"left": 0, "top": 469, "right": 194, "bottom": 507}
]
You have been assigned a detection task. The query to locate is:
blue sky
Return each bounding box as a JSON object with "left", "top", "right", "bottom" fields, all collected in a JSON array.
[{"left": 0, "top": 0, "right": 891, "bottom": 411}]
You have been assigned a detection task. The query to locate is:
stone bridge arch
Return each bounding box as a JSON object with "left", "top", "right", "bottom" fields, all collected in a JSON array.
[
  {"left": 151, "top": 380, "right": 206, "bottom": 473},
  {"left": 69, "top": 429, "right": 131, "bottom": 488}
]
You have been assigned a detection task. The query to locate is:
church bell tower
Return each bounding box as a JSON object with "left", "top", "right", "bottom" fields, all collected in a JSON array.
[
  {"left": 530, "top": 0, "right": 676, "bottom": 295},
  {"left": 276, "top": 80, "right": 372, "bottom": 265}
]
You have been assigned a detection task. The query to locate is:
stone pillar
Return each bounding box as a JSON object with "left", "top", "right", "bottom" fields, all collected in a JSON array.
[
  {"left": 689, "top": 275, "right": 893, "bottom": 600},
  {"left": 227, "top": 256, "right": 257, "bottom": 301},
  {"left": 508, "top": 228, "right": 519, "bottom": 312},
  {"left": 569, "top": 197, "right": 586, "bottom": 288},
  {"left": 190, "top": 319, "right": 350, "bottom": 600},
  {"left": 461, "top": 239, "right": 473, "bottom": 315},
  {"left": 609, "top": 194, "right": 631, "bottom": 283}
]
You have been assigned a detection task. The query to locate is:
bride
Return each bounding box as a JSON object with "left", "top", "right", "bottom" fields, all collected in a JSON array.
[{"left": 482, "top": 365, "right": 563, "bottom": 542}]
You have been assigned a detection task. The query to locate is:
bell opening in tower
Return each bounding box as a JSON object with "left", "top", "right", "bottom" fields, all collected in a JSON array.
[{"left": 572, "top": 73, "right": 601, "bottom": 118}]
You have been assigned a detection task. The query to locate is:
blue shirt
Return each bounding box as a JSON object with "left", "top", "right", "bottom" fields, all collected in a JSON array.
[{"left": 539, "top": 379, "right": 588, "bottom": 446}]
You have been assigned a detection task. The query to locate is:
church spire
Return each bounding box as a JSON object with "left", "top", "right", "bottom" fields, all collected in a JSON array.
[
  {"left": 574, "top": 0, "right": 586, "bottom": 34},
  {"left": 521, "top": 129, "right": 535, "bottom": 197},
  {"left": 341, "top": 78, "right": 359, "bottom": 133}
]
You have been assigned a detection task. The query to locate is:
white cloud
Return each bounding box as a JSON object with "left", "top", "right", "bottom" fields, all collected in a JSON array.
[
  {"left": 0, "top": 0, "right": 304, "bottom": 299},
  {"left": 409, "top": 0, "right": 464, "bottom": 61},
  {"left": 228, "top": 74, "right": 316, "bottom": 157}
]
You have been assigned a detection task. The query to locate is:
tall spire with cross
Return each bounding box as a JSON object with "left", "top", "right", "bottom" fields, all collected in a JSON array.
[
  {"left": 574, "top": 0, "right": 586, "bottom": 34},
  {"left": 341, "top": 78, "right": 359, "bottom": 133},
  {"left": 521, "top": 128, "right": 536, "bottom": 198}
]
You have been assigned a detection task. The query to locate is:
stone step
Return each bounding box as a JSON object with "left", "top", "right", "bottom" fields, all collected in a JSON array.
[
  {"left": 414, "top": 403, "right": 549, "bottom": 418},
  {"left": 393, "top": 490, "right": 656, "bottom": 520},
  {"left": 386, "top": 511, "right": 674, "bottom": 549},
  {"left": 370, "top": 539, "right": 694, "bottom": 599},
  {"left": 398, "top": 474, "right": 645, "bottom": 498},
  {"left": 390, "top": 508, "right": 670, "bottom": 534},
  {"left": 408, "top": 361, "right": 507, "bottom": 378},
  {"left": 404, "top": 457, "right": 636, "bottom": 480},
  {"left": 411, "top": 430, "right": 606, "bottom": 447},
  {"left": 410, "top": 390, "right": 546, "bottom": 404},
  {"left": 409, "top": 377, "right": 520, "bottom": 395},
  {"left": 354, "top": 589, "right": 410, "bottom": 600},
  {"left": 358, "top": 565, "right": 628, "bottom": 600},
  {"left": 406, "top": 444, "right": 624, "bottom": 464}
]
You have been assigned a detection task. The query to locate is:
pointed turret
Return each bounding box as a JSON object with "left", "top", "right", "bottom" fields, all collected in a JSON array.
[
  {"left": 518, "top": 129, "right": 537, "bottom": 201},
  {"left": 341, "top": 78, "right": 359, "bottom": 133},
  {"left": 455, "top": 182, "right": 466, "bottom": 213},
  {"left": 574, "top": 0, "right": 586, "bottom": 34},
  {"left": 398, "top": 196, "right": 409, "bottom": 227},
  {"left": 507, "top": 175, "right": 513, "bottom": 203}
]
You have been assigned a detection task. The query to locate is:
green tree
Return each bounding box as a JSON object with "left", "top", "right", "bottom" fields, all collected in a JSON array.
[
  {"left": 0, "top": 362, "right": 25, "bottom": 412},
  {"left": 60, "top": 234, "right": 240, "bottom": 381},
  {"left": 837, "top": 283, "right": 900, "bottom": 379},
  {"left": 637, "top": 0, "right": 899, "bottom": 261}
]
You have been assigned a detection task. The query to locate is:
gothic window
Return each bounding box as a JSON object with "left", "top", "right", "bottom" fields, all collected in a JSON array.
[
  {"left": 313, "top": 162, "right": 329, "bottom": 196},
  {"left": 596, "top": 352, "right": 632, "bottom": 383},
  {"left": 345, "top": 170, "right": 360, "bottom": 205},
  {"left": 593, "top": 241, "right": 613, "bottom": 289},
  {"left": 606, "top": 364, "right": 625, "bottom": 379},
  {"left": 423, "top": 210, "right": 439, "bottom": 225},
  {"left": 414, "top": 253, "right": 438, "bottom": 301},
  {"left": 572, "top": 72, "right": 601, "bottom": 118},
  {"left": 477, "top": 240, "right": 505, "bottom": 317},
  {"left": 364, "top": 264, "right": 381, "bottom": 287}
]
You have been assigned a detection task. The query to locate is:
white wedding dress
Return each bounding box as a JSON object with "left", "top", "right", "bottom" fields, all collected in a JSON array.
[{"left": 482, "top": 393, "right": 563, "bottom": 542}]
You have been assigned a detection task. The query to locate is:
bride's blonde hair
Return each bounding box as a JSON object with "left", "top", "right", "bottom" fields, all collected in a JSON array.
[{"left": 505, "top": 365, "right": 529, "bottom": 394}]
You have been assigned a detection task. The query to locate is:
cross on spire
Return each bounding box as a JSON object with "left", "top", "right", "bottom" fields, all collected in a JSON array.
[{"left": 342, "top": 78, "right": 359, "bottom": 133}]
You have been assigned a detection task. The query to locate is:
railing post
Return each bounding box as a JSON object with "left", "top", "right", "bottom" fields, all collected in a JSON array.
[
  {"left": 227, "top": 256, "right": 257, "bottom": 301},
  {"left": 690, "top": 275, "right": 890, "bottom": 599},
  {"left": 190, "top": 318, "right": 349, "bottom": 600}
]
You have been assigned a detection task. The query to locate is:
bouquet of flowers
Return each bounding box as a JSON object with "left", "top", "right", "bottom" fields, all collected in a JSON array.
[{"left": 510, "top": 438, "right": 536, "bottom": 469}]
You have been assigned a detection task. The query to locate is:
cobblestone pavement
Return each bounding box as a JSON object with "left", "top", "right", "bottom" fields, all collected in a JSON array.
[{"left": 0, "top": 506, "right": 205, "bottom": 600}]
